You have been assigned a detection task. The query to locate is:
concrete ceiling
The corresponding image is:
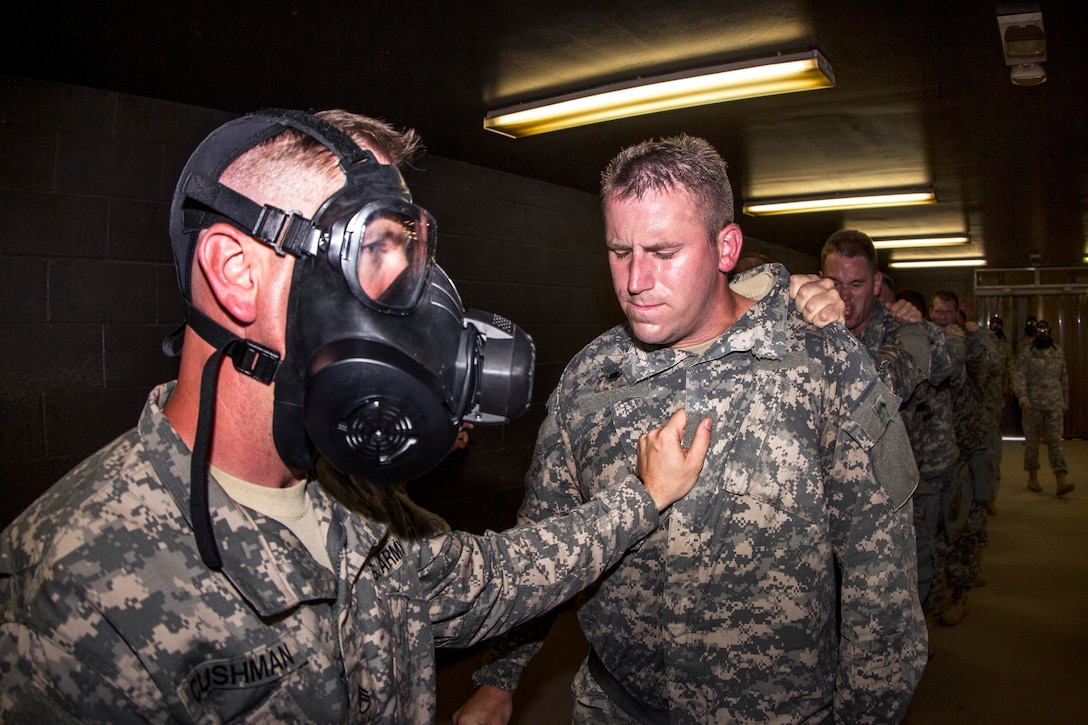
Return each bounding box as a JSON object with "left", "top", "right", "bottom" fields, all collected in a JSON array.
[{"left": 7, "top": 0, "right": 1087, "bottom": 267}]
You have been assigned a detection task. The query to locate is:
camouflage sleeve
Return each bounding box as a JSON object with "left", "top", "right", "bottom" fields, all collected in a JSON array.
[
  {"left": 470, "top": 385, "right": 589, "bottom": 691},
  {"left": 897, "top": 322, "right": 932, "bottom": 380},
  {"left": 418, "top": 469, "right": 656, "bottom": 650},
  {"left": 927, "top": 324, "right": 953, "bottom": 387},
  {"left": 946, "top": 333, "right": 967, "bottom": 387},
  {"left": 979, "top": 327, "right": 999, "bottom": 370},
  {"left": 1012, "top": 349, "right": 1029, "bottom": 403},
  {"left": 1060, "top": 354, "right": 1069, "bottom": 408},
  {"left": 963, "top": 328, "right": 989, "bottom": 389},
  {"left": 515, "top": 386, "right": 589, "bottom": 525},
  {"left": 824, "top": 344, "right": 927, "bottom": 722},
  {"left": 0, "top": 619, "right": 158, "bottom": 724},
  {"left": 872, "top": 334, "right": 926, "bottom": 407}
]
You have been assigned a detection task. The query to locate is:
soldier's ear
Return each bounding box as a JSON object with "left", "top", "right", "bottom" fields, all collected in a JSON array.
[
  {"left": 717, "top": 224, "right": 744, "bottom": 273},
  {"left": 196, "top": 223, "right": 261, "bottom": 324}
]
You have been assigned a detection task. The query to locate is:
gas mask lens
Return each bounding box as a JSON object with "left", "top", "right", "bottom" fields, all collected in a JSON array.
[{"left": 336, "top": 200, "right": 435, "bottom": 313}]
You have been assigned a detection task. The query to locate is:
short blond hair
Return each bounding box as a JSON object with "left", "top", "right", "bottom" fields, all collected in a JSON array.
[
  {"left": 220, "top": 109, "right": 422, "bottom": 215},
  {"left": 601, "top": 134, "right": 734, "bottom": 243}
]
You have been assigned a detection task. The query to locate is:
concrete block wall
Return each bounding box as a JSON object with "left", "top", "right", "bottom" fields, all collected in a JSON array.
[{"left": 0, "top": 76, "right": 237, "bottom": 526}]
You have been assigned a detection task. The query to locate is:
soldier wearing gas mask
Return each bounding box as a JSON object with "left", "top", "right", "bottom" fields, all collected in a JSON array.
[
  {"left": 0, "top": 109, "right": 713, "bottom": 723},
  {"left": 1014, "top": 319, "right": 1072, "bottom": 496}
]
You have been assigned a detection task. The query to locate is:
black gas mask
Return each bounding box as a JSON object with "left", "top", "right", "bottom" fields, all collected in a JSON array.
[
  {"left": 989, "top": 316, "right": 1005, "bottom": 339},
  {"left": 168, "top": 109, "right": 534, "bottom": 567},
  {"left": 1024, "top": 319, "right": 1037, "bottom": 338},
  {"left": 1033, "top": 320, "right": 1053, "bottom": 349}
]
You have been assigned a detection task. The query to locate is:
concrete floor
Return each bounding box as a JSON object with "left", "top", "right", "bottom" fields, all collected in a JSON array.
[
  {"left": 433, "top": 439, "right": 1088, "bottom": 724},
  {"left": 903, "top": 439, "right": 1087, "bottom": 724}
]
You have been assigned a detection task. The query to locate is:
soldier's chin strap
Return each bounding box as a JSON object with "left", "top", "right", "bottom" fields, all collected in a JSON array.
[{"left": 164, "top": 308, "right": 281, "bottom": 570}]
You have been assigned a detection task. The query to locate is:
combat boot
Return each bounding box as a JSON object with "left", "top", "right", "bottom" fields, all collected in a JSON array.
[
  {"left": 1027, "top": 471, "right": 1042, "bottom": 492},
  {"left": 1056, "top": 471, "right": 1074, "bottom": 497},
  {"left": 939, "top": 588, "right": 969, "bottom": 627}
]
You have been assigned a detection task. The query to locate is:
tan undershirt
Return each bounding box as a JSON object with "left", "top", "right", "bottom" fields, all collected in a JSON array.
[
  {"left": 211, "top": 466, "right": 334, "bottom": 572},
  {"left": 677, "top": 269, "right": 769, "bottom": 356}
]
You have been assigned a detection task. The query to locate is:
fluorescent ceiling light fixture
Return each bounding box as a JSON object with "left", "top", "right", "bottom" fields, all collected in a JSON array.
[
  {"left": 484, "top": 50, "right": 834, "bottom": 138},
  {"left": 871, "top": 235, "right": 970, "bottom": 249},
  {"left": 888, "top": 258, "right": 987, "bottom": 269},
  {"left": 743, "top": 189, "right": 935, "bottom": 216}
]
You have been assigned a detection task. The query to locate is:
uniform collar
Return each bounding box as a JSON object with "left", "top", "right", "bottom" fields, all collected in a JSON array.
[{"left": 141, "top": 383, "right": 375, "bottom": 617}]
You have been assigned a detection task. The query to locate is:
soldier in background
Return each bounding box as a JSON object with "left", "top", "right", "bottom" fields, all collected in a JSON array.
[
  {"left": 930, "top": 290, "right": 994, "bottom": 626},
  {"left": 1017, "top": 316, "right": 1038, "bottom": 358},
  {"left": 896, "top": 289, "right": 959, "bottom": 622},
  {"left": 879, "top": 272, "right": 897, "bottom": 305},
  {"left": 985, "top": 315, "right": 1015, "bottom": 512},
  {"left": 1014, "top": 320, "right": 1072, "bottom": 496},
  {"left": 1011, "top": 316, "right": 1038, "bottom": 436},
  {"left": 820, "top": 231, "right": 938, "bottom": 607}
]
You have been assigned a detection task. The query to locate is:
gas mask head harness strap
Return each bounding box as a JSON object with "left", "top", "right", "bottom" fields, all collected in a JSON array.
[{"left": 167, "top": 109, "right": 534, "bottom": 570}]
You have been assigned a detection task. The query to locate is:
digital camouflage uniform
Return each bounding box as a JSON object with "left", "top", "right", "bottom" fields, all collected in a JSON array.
[
  {"left": 856, "top": 305, "right": 943, "bottom": 604},
  {"left": 865, "top": 315, "right": 958, "bottom": 610},
  {"left": 856, "top": 304, "right": 929, "bottom": 407},
  {"left": 908, "top": 323, "right": 957, "bottom": 482},
  {"left": 0, "top": 383, "right": 663, "bottom": 724},
  {"left": 968, "top": 326, "right": 998, "bottom": 513},
  {"left": 984, "top": 331, "right": 1015, "bottom": 494},
  {"left": 906, "top": 323, "right": 959, "bottom": 616},
  {"left": 475, "top": 266, "right": 927, "bottom": 724},
  {"left": 943, "top": 325, "right": 993, "bottom": 591},
  {"left": 984, "top": 332, "right": 1014, "bottom": 426},
  {"left": 952, "top": 326, "right": 996, "bottom": 456},
  {"left": 1014, "top": 343, "right": 1069, "bottom": 475}
]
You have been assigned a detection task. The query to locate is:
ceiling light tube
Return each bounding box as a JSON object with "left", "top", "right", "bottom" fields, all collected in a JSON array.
[
  {"left": 484, "top": 50, "right": 835, "bottom": 138},
  {"left": 888, "top": 259, "right": 987, "bottom": 269},
  {"left": 743, "top": 189, "right": 935, "bottom": 216},
  {"left": 871, "top": 235, "right": 970, "bottom": 249}
]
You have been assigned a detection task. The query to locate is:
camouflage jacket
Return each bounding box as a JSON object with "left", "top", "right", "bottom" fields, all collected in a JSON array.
[
  {"left": 0, "top": 383, "right": 660, "bottom": 724},
  {"left": 984, "top": 333, "right": 1015, "bottom": 424},
  {"left": 857, "top": 303, "right": 930, "bottom": 405},
  {"left": 1014, "top": 344, "right": 1069, "bottom": 410},
  {"left": 904, "top": 322, "right": 959, "bottom": 479},
  {"left": 858, "top": 305, "right": 938, "bottom": 475},
  {"left": 951, "top": 325, "right": 994, "bottom": 451},
  {"left": 475, "top": 266, "right": 926, "bottom": 724},
  {"left": 989, "top": 332, "right": 1014, "bottom": 393}
]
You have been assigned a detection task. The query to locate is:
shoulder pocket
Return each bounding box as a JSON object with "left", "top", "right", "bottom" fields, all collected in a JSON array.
[{"left": 844, "top": 384, "right": 918, "bottom": 510}]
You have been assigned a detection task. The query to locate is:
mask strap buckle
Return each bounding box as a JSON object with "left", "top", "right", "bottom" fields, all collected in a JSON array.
[
  {"left": 254, "top": 206, "right": 315, "bottom": 257},
  {"left": 182, "top": 172, "right": 319, "bottom": 258},
  {"left": 182, "top": 307, "right": 283, "bottom": 381},
  {"left": 226, "top": 338, "right": 281, "bottom": 383}
]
